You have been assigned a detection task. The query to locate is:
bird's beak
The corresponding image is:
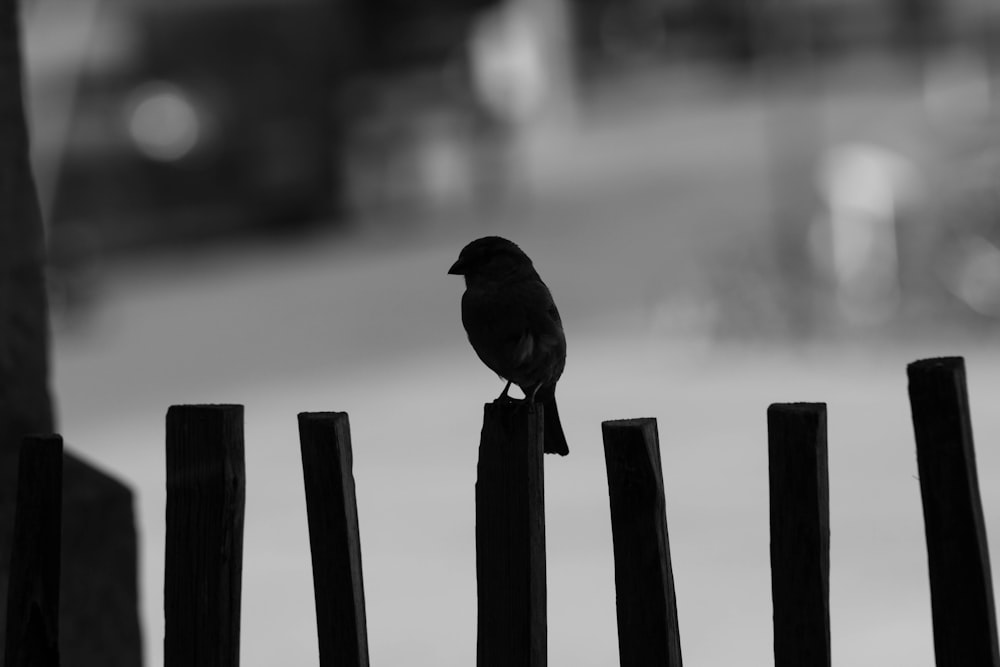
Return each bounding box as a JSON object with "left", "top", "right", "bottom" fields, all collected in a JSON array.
[{"left": 448, "top": 258, "right": 466, "bottom": 275}]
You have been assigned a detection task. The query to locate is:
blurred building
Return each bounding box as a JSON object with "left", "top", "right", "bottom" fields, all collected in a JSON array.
[
  {"left": 24, "top": 0, "right": 1000, "bottom": 323},
  {"left": 341, "top": 0, "right": 575, "bottom": 216},
  {"left": 26, "top": 0, "right": 341, "bottom": 264}
]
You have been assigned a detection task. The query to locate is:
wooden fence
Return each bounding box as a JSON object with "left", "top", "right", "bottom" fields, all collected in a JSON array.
[{"left": 3, "top": 356, "right": 999, "bottom": 666}]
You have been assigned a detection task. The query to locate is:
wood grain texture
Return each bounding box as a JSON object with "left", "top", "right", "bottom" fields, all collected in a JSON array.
[
  {"left": 476, "top": 400, "right": 546, "bottom": 667},
  {"left": 602, "top": 418, "right": 682, "bottom": 667},
  {"left": 298, "top": 412, "right": 369, "bottom": 667},
  {"left": 165, "top": 405, "right": 245, "bottom": 667},
  {"left": 908, "top": 357, "right": 1000, "bottom": 667},
  {"left": 768, "top": 403, "right": 830, "bottom": 667}
]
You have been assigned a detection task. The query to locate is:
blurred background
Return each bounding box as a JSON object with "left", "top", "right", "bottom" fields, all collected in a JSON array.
[{"left": 20, "top": 0, "right": 1000, "bottom": 664}]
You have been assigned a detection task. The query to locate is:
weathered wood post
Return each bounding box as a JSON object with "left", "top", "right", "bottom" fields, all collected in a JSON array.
[
  {"left": 3, "top": 435, "right": 63, "bottom": 667},
  {"left": 768, "top": 403, "right": 830, "bottom": 667},
  {"left": 907, "top": 357, "right": 1000, "bottom": 667},
  {"left": 298, "top": 412, "right": 369, "bottom": 667},
  {"left": 165, "top": 404, "right": 246, "bottom": 667},
  {"left": 601, "top": 418, "right": 683, "bottom": 667},
  {"left": 476, "top": 399, "right": 546, "bottom": 667}
]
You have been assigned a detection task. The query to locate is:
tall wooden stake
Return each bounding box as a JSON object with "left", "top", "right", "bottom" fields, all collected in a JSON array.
[
  {"left": 602, "top": 418, "right": 683, "bottom": 667},
  {"left": 768, "top": 403, "right": 830, "bottom": 667},
  {"left": 908, "top": 357, "right": 1000, "bottom": 667},
  {"left": 3, "top": 435, "right": 63, "bottom": 667},
  {"left": 298, "top": 412, "right": 369, "bottom": 667},
  {"left": 165, "top": 405, "right": 245, "bottom": 667},
  {"left": 476, "top": 400, "right": 546, "bottom": 667}
]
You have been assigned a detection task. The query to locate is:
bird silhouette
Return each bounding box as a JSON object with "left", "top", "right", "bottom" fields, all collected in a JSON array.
[{"left": 449, "top": 236, "right": 569, "bottom": 456}]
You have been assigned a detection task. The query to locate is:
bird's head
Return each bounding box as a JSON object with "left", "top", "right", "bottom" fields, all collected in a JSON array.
[{"left": 448, "top": 236, "right": 534, "bottom": 285}]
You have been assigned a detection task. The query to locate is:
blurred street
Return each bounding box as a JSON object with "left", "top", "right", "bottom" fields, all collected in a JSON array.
[{"left": 48, "top": 57, "right": 1000, "bottom": 667}]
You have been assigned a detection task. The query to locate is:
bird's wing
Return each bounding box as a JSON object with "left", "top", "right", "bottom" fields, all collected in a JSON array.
[
  {"left": 462, "top": 277, "right": 565, "bottom": 386},
  {"left": 514, "top": 280, "right": 564, "bottom": 367}
]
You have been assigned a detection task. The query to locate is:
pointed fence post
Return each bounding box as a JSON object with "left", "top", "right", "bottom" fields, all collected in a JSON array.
[
  {"left": 298, "top": 412, "right": 369, "bottom": 667},
  {"left": 907, "top": 357, "right": 1000, "bottom": 667},
  {"left": 476, "top": 399, "right": 547, "bottom": 667},
  {"left": 165, "top": 405, "right": 245, "bottom": 667},
  {"left": 768, "top": 403, "right": 830, "bottom": 667},
  {"left": 3, "top": 435, "right": 63, "bottom": 667},
  {"left": 602, "top": 418, "right": 683, "bottom": 667}
]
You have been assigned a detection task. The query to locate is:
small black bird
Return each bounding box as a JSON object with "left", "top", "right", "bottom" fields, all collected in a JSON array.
[{"left": 448, "top": 236, "right": 569, "bottom": 456}]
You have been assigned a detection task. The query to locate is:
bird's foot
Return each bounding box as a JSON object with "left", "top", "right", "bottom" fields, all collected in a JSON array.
[{"left": 496, "top": 381, "right": 517, "bottom": 404}]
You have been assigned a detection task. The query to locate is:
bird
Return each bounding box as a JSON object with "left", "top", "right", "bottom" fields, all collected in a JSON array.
[{"left": 448, "top": 236, "right": 569, "bottom": 456}]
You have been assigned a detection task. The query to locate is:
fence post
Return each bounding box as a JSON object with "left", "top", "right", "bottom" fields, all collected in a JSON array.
[
  {"left": 3, "top": 435, "right": 63, "bottom": 667},
  {"left": 907, "top": 357, "right": 1000, "bottom": 667},
  {"left": 601, "top": 418, "right": 683, "bottom": 667},
  {"left": 297, "top": 412, "right": 369, "bottom": 667},
  {"left": 165, "top": 404, "right": 245, "bottom": 667},
  {"left": 476, "top": 399, "right": 546, "bottom": 667},
  {"left": 768, "top": 403, "right": 830, "bottom": 667}
]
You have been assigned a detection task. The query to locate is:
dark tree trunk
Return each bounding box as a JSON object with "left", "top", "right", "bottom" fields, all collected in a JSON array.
[{"left": 0, "top": 1, "right": 142, "bottom": 664}]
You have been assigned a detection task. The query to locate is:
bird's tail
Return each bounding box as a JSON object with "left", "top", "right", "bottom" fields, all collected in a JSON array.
[{"left": 537, "top": 386, "right": 569, "bottom": 456}]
